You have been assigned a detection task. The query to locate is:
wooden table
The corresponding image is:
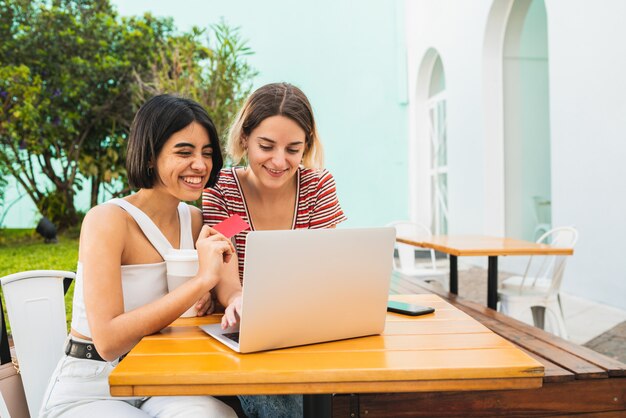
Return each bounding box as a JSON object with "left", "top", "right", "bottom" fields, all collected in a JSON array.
[
  {"left": 396, "top": 235, "right": 574, "bottom": 309},
  {"left": 110, "top": 294, "right": 543, "bottom": 417},
  {"left": 386, "top": 275, "right": 626, "bottom": 417}
]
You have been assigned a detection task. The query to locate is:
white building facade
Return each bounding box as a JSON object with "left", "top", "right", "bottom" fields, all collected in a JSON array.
[{"left": 405, "top": 0, "right": 626, "bottom": 310}]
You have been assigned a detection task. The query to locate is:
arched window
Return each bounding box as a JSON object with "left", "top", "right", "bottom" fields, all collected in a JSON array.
[
  {"left": 427, "top": 56, "right": 448, "bottom": 234},
  {"left": 412, "top": 48, "right": 448, "bottom": 234}
]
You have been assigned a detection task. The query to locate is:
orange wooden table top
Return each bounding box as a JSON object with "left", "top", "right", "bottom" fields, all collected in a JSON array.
[
  {"left": 396, "top": 235, "right": 574, "bottom": 257},
  {"left": 109, "top": 294, "right": 543, "bottom": 397}
]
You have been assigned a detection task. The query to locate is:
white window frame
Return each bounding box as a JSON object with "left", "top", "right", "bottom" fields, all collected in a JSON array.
[{"left": 427, "top": 91, "right": 448, "bottom": 235}]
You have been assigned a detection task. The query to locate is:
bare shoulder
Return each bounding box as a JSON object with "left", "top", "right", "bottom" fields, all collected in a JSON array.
[
  {"left": 80, "top": 202, "right": 129, "bottom": 241},
  {"left": 188, "top": 204, "right": 204, "bottom": 239}
]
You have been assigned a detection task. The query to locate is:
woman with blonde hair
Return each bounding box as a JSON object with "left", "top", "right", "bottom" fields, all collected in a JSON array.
[
  {"left": 203, "top": 82, "right": 346, "bottom": 283},
  {"left": 202, "top": 82, "right": 347, "bottom": 417}
]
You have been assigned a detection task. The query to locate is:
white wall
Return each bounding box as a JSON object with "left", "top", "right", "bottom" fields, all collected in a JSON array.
[
  {"left": 405, "top": 0, "right": 626, "bottom": 310},
  {"left": 547, "top": 0, "right": 626, "bottom": 308},
  {"left": 405, "top": 1, "right": 491, "bottom": 234}
]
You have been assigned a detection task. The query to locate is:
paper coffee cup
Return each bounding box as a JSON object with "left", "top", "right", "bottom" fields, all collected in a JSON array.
[
  {"left": 163, "top": 249, "right": 199, "bottom": 317},
  {"left": 163, "top": 249, "right": 199, "bottom": 276}
]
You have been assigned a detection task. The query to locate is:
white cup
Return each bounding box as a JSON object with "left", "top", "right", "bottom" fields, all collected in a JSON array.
[{"left": 163, "top": 249, "right": 199, "bottom": 317}]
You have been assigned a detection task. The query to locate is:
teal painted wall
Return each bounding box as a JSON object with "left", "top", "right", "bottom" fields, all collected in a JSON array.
[
  {"left": 2, "top": 0, "right": 409, "bottom": 228},
  {"left": 1, "top": 162, "right": 95, "bottom": 228}
]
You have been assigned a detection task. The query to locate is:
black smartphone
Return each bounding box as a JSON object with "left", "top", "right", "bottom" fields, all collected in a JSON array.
[{"left": 387, "top": 300, "right": 435, "bottom": 316}]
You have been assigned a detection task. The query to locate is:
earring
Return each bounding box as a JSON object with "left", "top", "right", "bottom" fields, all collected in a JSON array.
[{"left": 148, "top": 167, "right": 153, "bottom": 176}]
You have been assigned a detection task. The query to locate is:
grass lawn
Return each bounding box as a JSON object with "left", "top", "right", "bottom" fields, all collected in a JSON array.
[{"left": 1, "top": 229, "right": 79, "bottom": 334}]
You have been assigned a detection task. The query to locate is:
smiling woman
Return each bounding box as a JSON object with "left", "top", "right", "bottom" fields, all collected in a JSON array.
[
  {"left": 202, "top": 82, "right": 347, "bottom": 418},
  {"left": 39, "top": 95, "right": 240, "bottom": 418},
  {"left": 154, "top": 122, "right": 215, "bottom": 198},
  {"left": 203, "top": 82, "right": 347, "bottom": 283},
  {"left": 245, "top": 115, "right": 305, "bottom": 186},
  {"left": 125, "top": 96, "right": 223, "bottom": 192}
]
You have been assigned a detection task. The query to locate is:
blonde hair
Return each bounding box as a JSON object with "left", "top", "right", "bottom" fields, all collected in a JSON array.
[{"left": 227, "top": 82, "right": 324, "bottom": 168}]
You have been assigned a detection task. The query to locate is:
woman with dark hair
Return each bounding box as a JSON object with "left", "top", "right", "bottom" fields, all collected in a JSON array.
[
  {"left": 202, "top": 83, "right": 347, "bottom": 417},
  {"left": 40, "top": 94, "right": 241, "bottom": 417}
]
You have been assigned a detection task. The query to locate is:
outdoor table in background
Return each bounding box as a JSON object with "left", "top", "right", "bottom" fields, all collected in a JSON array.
[
  {"left": 396, "top": 235, "right": 574, "bottom": 309},
  {"left": 109, "top": 294, "right": 543, "bottom": 418}
]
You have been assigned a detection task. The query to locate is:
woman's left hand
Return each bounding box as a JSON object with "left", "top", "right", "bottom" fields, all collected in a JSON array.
[
  {"left": 195, "top": 290, "right": 215, "bottom": 316},
  {"left": 221, "top": 294, "right": 242, "bottom": 329}
]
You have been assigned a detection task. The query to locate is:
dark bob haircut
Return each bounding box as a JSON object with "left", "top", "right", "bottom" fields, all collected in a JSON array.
[{"left": 126, "top": 94, "right": 223, "bottom": 189}]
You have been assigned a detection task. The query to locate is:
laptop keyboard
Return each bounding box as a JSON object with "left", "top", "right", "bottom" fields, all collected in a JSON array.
[{"left": 223, "top": 332, "right": 240, "bottom": 343}]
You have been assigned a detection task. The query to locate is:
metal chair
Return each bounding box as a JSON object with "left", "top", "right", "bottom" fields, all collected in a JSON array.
[
  {"left": 1, "top": 270, "right": 75, "bottom": 417},
  {"left": 387, "top": 221, "right": 448, "bottom": 290},
  {"left": 498, "top": 227, "right": 578, "bottom": 339}
]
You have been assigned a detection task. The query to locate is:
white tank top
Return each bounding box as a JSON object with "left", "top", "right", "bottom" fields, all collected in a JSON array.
[{"left": 70, "top": 198, "right": 195, "bottom": 337}]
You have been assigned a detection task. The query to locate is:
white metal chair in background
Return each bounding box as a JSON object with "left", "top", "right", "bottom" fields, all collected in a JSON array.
[
  {"left": 1, "top": 270, "right": 75, "bottom": 417},
  {"left": 387, "top": 221, "right": 448, "bottom": 290},
  {"left": 498, "top": 227, "right": 578, "bottom": 339}
]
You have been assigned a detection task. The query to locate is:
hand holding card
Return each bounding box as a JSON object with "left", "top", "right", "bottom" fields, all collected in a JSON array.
[{"left": 212, "top": 214, "right": 251, "bottom": 238}]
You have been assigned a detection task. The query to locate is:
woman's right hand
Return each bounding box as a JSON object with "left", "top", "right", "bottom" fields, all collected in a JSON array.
[{"left": 195, "top": 225, "right": 235, "bottom": 286}]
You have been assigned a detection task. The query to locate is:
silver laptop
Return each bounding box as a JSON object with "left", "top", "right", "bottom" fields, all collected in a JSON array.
[{"left": 200, "top": 227, "right": 395, "bottom": 353}]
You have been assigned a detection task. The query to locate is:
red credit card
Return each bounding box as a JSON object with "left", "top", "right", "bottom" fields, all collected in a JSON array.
[{"left": 212, "top": 214, "right": 250, "bottom": 238}]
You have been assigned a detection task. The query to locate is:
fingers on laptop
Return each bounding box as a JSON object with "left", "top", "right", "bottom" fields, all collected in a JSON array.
[{"left": 221, "top": 299, "right": 242, "bottom": 329}]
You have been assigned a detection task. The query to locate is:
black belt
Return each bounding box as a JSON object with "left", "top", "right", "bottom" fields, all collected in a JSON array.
[{"left": 64, "top": 339, "right": 106, "bottom": 362}]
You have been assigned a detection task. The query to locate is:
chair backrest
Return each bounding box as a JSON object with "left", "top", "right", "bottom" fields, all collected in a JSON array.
[
  {"left": 521, "top": 226, "right": 578, "bottom": 296},
  {"left": 1, "top": 270, "right": 75, "bottom": 418},
  {"left": 538, "top": 226, "right": 578, "bottom": 247},
  {"left": 386, "top": 221, "right": 437, "bottom": 271}
]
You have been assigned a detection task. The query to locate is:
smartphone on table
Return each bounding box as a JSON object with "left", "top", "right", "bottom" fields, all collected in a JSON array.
[{"left": 387, "top": 300, "right": 435, "bottom": 316}]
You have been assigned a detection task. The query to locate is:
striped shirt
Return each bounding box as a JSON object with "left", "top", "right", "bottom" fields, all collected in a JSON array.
[{"left": 202, "top": 167, "right": 347, "bottom": 282}]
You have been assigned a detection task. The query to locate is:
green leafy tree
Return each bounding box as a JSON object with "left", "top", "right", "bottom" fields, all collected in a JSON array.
[
  {"left": 134, "top": 20, "right": 257, "bottom": 151},
  {"left": 0, "top": 1, "right": 256, "bottom": 229},
  {"left": 75, "top": 13, "right": 177, "bottom": 207},
  {"left": 0, "top": 0, "right": 172, "bottom": 228}
]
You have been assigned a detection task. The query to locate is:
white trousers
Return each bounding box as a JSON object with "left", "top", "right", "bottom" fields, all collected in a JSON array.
[{"left": 40, "top": 354, "right": 236, "bottom": 417}]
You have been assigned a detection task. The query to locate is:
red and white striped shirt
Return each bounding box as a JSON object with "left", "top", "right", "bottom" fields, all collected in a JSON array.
[{"left": 202, "top": 167, "right": 347, "bottom": 282}]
